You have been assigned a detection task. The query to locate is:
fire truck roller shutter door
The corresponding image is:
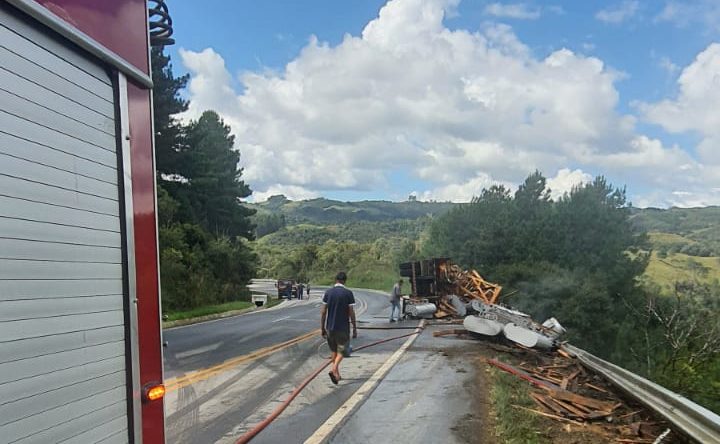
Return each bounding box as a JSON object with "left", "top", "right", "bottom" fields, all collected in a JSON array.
[{"left": 0, "top": 4, "right": 132, "bottom": 443}]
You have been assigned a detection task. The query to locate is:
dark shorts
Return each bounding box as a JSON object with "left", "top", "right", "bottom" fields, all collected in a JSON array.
[{"left": 327, "top": 330, "right": 350, "bottom": 354}]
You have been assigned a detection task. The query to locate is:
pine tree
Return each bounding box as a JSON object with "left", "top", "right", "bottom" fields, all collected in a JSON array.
[
  {"left": 151, "top": 48, "right": 189, "bottom": 176},
  {"left": 182, "top": 111, "right": 255, "bottom": 239},
  {"left": 151, "top": 49, "right": 257, "bottom": 309}
]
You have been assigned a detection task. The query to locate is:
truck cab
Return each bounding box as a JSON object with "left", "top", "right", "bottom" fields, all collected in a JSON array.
[{"left": 277, "top": 279, "right": 296, "bottom": 298}]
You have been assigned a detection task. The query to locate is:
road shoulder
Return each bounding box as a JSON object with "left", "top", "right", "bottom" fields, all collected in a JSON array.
[{"left": 326, "top": 324, "right": 496, "bottom": 444}]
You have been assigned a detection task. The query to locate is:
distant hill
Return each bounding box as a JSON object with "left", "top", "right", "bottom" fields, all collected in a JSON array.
[
  {"left": 250, "top": 198, "right": 720, "bottom": 245},
  {"left": 249, "top": 198, "right": 720, "bottom": 291},
  {"left": 257, "top": 219, "right": 430, "bottom": 246},
  {"left": 631, "top": 207, "right": 720, "bottom": 256},
  {"left": 248, "top": 195, "right": 455, "bottom": 224},
  {"left": 631, "top": 206, "right": 720, "bottom": 233},
  {"left": 630, "top": 207, "right": 720, "bottom": 290}
]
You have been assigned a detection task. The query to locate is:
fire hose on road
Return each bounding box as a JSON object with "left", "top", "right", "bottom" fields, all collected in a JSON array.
[{"left": 235, "top": 323, "right": 426, "bottom": 444}]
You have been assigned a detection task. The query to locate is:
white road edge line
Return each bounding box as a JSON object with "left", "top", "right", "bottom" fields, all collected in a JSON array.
[
  {"left": 304, "top": 319, "right": 425, "bottom": 444},
  {"left": 271, "top": 315, "right": 291, "bottom": 323}
]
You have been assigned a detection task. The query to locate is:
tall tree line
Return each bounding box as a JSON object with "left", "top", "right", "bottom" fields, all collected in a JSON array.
[{"left": 152, "top": 48, "right": 256, "bottom": 311}]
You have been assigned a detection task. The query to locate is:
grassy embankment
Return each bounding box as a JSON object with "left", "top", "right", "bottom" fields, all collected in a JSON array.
[
  {"left": 163, "top": 297, "right": 283, "bottom": 323},
  {"left": 489, "top": 368, "right": 548, "bottom": 444}
]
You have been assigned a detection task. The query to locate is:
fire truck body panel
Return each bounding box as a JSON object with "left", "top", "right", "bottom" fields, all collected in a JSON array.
[{"left": 0, "top": 1, "right": 163, "bottom": 442}]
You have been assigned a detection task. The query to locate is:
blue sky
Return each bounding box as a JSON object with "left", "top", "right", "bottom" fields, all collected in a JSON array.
[{"left": 166, "top": 0, "right": 720, "bottom": 207}]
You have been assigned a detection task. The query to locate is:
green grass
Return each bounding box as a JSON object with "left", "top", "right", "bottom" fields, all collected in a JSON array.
[
  {"left": 308, "top": 264, "right": 398, "bottom": 293},
  {"left": 288, "top": 223, "right": 322, "bottom": 230},
  {"left": 489, "top": 368, "right": 548, "bottom": 444},
  {"left": 346, "top": 265, "right": 397, "bottom": 292},
  {"left": 641, "top": 230, "right": 720, "bottom": 292},
  {"left": 647, "top": 231, "right": 697, "bottom": 247},
  {"left": 164, "top": 300, "right": 254, "bottom": 322},
  {"left": 643, "top": 251, "right": 720, "bottom": 291},
  {"left": 266, "top": 296, "right": 283, "bottom": 307}
]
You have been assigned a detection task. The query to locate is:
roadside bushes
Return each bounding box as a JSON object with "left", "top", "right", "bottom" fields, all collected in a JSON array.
[
  {"left": 254, "top": 238, "right": 409, "bottom": 291},
  {"left": 160, "top": 223, "right": 255, "bottom": 311}
]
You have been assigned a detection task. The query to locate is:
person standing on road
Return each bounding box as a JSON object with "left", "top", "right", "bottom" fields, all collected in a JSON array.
[
  {"left": 389, "top": 279, "right": 403, "bottom": 322},
  {"left": 321, "top": 272, "right": 357, "bottom": 385},
  {"left": 297, "top": 283, "right": 304, "bottom": 300}
]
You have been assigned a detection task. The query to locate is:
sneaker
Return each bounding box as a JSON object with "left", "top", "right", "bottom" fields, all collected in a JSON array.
[{"left": 390, "top": 319, "right": 396, "bottom": 322}]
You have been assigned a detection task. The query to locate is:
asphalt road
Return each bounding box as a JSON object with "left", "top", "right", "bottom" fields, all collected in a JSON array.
[
  {"left": 164, "top": 296, "right": 329, "bottom": 379},
  {"left": 163, "top": 288, "right": 401, "bottom": 443}
]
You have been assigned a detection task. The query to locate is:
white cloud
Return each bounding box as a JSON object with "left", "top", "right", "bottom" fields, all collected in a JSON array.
[
  {"left": 546, "top": 168, "right": 592, "bottom": 200},
  {"left": 639, "top": 43, "right": 720, "bottom": 163},
  {"left": 635, "top": 189, "right": 720, "bottom": 208},
  {"left": 655, "top": 1, "right": 720, "bottom": 33},
  {"left": 178, "top": 0, "right": 713, "bottom": 208},
  {"left": 250, "top": 185, "right": 320, "bottom": 202},
  {"left": 585, "top": 136, "right": 704, "bottom": 201},
  {"left": 484, "top": 3, "right": 540, "bottom": 20},
  {"left": 658, "top": 56, "right": 680, "bottom": 76},
  {"left": 591, "top": 136, "right": 694, "bottom": 170},
  {"left": 596, "top": 1, "right": 639, "bottom": 24},
  {"left": 178, "top": 48, "right": 238, "bottom": 119},
  {"left": 635, "top": 44, "right": 720, "bottom": 206},
  {"left": 420, "top": 173, "right": 512, "bottom": 202}
]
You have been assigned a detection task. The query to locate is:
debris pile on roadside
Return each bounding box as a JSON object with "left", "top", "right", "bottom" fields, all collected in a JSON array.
[
  {"left": 487, "top": 349, "right": 672, "bottom": 443},
  {"left": 401, "top": 258, "right": 675, "bottom": 443}
]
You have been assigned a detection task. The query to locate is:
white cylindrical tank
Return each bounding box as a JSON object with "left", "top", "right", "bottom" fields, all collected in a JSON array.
[
  {"left": 448, "top": 295, "right": 467, "bottom": 317},
  {"left": 503, "top": 323, "right": 554, "bottom": 349},
  {"left": 464, "top": 315, "right": 504, "bottom": 336},
  {"left": 541, "top": 317, "right": 566, "bottom": 338},
  {"left": 408, "top": 302, "right": 437, "bottom": 318}
]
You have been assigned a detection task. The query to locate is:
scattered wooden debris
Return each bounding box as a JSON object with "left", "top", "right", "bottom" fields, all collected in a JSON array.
[
  {"left": 487, "top": 350, "right": 672, "bottom": 442},
  {"left": 432, "top": 329, "right": 469, "bottom": 337},
  {"left": 586, "top": 382, "right": 610, "bottom": 394},
  {"left": 618, "top": 410, "right": 643, "bottom": 420},
  {"left": 511, "top": 404, "right": 586, "bottom": 426},
  {"left": 557, "top": 348, "right": 572, "bottom": 359}
]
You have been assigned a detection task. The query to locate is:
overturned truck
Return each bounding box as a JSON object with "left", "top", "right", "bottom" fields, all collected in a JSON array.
[{"left": 399, "top": 258, "right": 565, "bottom": 349}]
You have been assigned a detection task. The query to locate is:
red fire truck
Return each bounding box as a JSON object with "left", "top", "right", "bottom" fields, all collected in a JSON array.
[{"left": 1, "top": 1, "right": 167, "bottom": 442}]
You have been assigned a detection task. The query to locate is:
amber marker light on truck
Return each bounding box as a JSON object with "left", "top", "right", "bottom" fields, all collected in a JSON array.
[{"left": 142, "top": 382, "right": 166, "bottom": 402}]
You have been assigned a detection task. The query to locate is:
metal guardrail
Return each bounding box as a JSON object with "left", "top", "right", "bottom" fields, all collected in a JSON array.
[
  {"left": 250, "top": 279, "right": 277, "bottom": 283},
  {"left": 563, "top": 344, "right": 720, "bottom": 443}
]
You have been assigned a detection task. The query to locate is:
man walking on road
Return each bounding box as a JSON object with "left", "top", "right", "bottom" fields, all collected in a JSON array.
[
  {"left": 321, "top": 272, "right": 357, "bottom": 385},
  {"left": 389, "top": 279, "right": 403, "bottom": 322}
]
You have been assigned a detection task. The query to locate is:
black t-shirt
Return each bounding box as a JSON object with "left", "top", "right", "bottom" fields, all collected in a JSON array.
[{"left": 323, "top": 285, "right": 356, "bottom": 333}]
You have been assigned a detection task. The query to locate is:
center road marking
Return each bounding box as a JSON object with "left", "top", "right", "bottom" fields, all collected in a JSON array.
[
  {"left": 164, "top": 293, "right": 372, "bottom": 392},
  {"left": 165, "top": 329, "right": 320, "bottom": 392},
  {"left": 304, "top": 320, "right": 425, "bottom": 444},
  {"left": 271, "top": 315, "right": 291, "bottom": 323},
  {"left": 173, "top": 342, "right": 221, "bottom": 359}
]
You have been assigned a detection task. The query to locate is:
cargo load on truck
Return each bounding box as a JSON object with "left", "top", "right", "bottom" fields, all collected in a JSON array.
[{"left": 399, "top": 258, "right": 565, "bottom": 350}]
